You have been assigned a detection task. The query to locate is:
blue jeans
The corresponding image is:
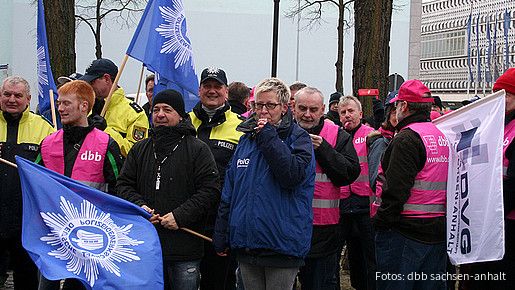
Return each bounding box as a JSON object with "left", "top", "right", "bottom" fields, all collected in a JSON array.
[
  {"left": 238, "top": 262, "right": 298, "bottom": 290},
  {"left": 298, "top": 252, "right": 339, "bottom": 290},
  {"left": 164, "top": 259, "right": 201, "bottom": 290},
  {"left": 375, "top": 229, "right": 446, "bottom": 290}
]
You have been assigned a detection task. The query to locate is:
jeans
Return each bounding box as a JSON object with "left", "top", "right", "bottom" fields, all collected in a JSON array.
[
  {"left": 238, "top": 262, "right": 298, "bottom": 290},
  {"left": 298, "top": 252, "right": 339, "bottom": 290},
  {"left": 163, "top": 259, "right": 201, "bottom": 290},
  {"left": 375, "top": 229, "right": 446, "bottom": 290},
  {"left": 340, "top": 212, "right": 376, "bottom": 290}
]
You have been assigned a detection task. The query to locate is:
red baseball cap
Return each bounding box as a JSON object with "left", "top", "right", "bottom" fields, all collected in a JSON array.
[{"left": 390, "top": 79, "right": 434, "bottom": 103}]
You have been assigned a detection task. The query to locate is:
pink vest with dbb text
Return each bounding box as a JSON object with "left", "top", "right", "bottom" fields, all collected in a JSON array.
[
  {"left": 340, "top": 124, "right": 374, "bottom": 199},
  {"left": 41, "top": 128, "right": 109, "bottom": 191},
  {"left": 400, "top": 122, "right": 449, "bottom": 218}
]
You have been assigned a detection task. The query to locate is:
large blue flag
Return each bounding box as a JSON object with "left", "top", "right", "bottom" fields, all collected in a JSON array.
[
  {"left": 504, "top": 9, "right": 511, "bottom": 72},
  {"left": 17, "top": 156, "right": 163, "bottom": 290},
  {"left": 37, "top": 0, "right": 58, "bottom": 113},
  {"left": 127, "top": 0, "right": 199, "bottom": 112}
]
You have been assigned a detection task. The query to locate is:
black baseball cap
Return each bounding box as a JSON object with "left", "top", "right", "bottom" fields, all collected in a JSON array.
[
  {"left": 80, "top": 58, "right": 118, "bottom": 83},
  {"left": 200, "top": 67, "right": 227, "bottom": 86}
]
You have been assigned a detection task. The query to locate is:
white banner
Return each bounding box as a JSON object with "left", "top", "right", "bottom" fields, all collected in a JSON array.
[{"left": 433, "top": 90, "right": 505, "bottom": 265}]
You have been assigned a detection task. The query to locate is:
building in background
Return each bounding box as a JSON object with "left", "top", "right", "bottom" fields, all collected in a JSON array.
[{"left": 409, "top": 0, "right": 515, "bottom": 102}]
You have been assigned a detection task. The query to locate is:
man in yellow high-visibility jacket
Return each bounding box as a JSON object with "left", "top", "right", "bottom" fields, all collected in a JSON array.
[{"left": 80, "top": 58, "right": 149, "bottom": 156}]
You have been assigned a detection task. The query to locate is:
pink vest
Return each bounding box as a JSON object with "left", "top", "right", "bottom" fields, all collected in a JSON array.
[
  {"left": 340, "top": 124, "right": 374, "bottom": 199},
  {"left": 41, "top": 128, "right": 109, "bottom": 191},
  {"left": 504, "top": 119, "right": 515, "bottom": 220},
  {"left": 400, "top": 122, "right": 449, "bottom": 218},
  {"left": 313, "top": 120, "right": 341, "bottom": 225}
]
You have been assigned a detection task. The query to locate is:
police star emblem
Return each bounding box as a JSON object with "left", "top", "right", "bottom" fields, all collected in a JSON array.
[{"left": 132, "top": 126, "right": 146, "bottom": 141}]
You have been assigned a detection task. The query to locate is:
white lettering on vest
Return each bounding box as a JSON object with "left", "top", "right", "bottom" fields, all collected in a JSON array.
[
  {"left": 354, "top": 137, "right": 366, "bottom": 144},
  {"left": 422, "top": 135, "right": 438, "bottom": 155},
  {"left": 236, "top": 158, "right": 250, "bottom": 168},
  {"left": 217, "top": 141, "right": 235, "bottom": 151},
  {"left": 80, "top": 150, "right": 102, "bottom": 162}
]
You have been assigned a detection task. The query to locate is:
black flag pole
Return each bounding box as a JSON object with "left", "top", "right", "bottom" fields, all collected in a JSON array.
[{"left": 271, "top": 0, "right": 280, "bottom": 77}]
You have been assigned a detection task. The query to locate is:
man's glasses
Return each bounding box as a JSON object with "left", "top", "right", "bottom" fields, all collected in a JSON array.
[{"left": 255, "top": 103, "right": 280, "bottom": 110}]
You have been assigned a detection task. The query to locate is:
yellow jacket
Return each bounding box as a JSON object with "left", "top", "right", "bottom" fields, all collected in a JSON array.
[{"left": 104, "top": 87, "right": 149, "bottom": 156}]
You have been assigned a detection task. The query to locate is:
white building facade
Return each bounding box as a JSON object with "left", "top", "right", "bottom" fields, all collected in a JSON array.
[{"left": 409, "top": 0, "right": 515, "bottom": 100}]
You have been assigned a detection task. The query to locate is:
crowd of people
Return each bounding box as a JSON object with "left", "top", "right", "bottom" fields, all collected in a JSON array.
[{"left": 0, "top": 58, "right": 514, "bottom": 290}]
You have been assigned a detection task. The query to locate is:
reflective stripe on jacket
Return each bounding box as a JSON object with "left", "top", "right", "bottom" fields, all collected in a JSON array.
[
  {"left": 313, "top": 120, "right": 341, "bottom": 225},
  {"left": 41, "top": 128, "right": 109, "bottom": 191},
  {"left": 340, "top": 124, "right": 374, "bottom": 198},
  {"left": 400, "top": 122, "right": 449, "bottom": 218}
]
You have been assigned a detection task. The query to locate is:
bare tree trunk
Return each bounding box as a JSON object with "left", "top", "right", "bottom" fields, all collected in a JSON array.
[
  {"left": 44, "top": 0, "right": 75, "bottom": 79},
  {"left": 352, "top": 0, "right": 393, "bottom": 115},
  {"left": 335, "top": 0, "right": 345, "bottom": 92},
  {"left": 95, "top": 0, "right": 102, "bottom": 59}
]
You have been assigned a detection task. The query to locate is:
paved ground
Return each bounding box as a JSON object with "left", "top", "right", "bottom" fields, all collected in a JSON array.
[{"left": 1, "top": 268, "right": 356, "bottom": 289}]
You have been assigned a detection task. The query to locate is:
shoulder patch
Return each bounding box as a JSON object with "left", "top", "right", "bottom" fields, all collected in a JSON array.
[{"left": 129, "top": 102, "right": 143, "bottom": 113}]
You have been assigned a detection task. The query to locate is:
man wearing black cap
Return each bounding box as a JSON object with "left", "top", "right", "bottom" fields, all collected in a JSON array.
[
  {"left": 325, "top": 92, "right": 342, "bottom": 126},
  {"left": 189, "top": 67, "right": 244, "bottom": 289},
  {"left": 117, "top": 89, "right": 220, "bottom": 290},
  {"left": 80, "top": 58, "right": 149, "bottom": 156}
]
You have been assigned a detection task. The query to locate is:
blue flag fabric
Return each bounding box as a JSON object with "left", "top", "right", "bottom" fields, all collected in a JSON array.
[
  {"left": 127, "top": 0, "right": 199, "bottom": 112},
  {"left": 17, "top": 156, "right": 163, "bottom": 290},
  {"left": 476, "top": 12, "right": 482, "bottom": 83},
  {"left": 37, "top": 0, "right": 58, "bottom": 113},
  {"left": 504, "top": 9, "right": 511, "bottom": 72},
  {"left": 467, "top": 12, "right": 474, "bottom": 83}
]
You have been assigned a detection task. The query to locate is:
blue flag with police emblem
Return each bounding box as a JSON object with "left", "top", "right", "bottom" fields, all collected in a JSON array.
[
  {"left": 127, "top": 0, "right": 199, "bottom": 112},
  {"left": 37, "top": 0, "right": 58, "bottom": 113},
  {"left": 17, "top": 156, "right": 163, "bottom": 290}
]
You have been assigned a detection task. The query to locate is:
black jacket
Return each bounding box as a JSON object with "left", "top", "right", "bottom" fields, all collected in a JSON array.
[
  {"left": 0, "top": 110, "right": 55, "bottom": 239},
  {"left": 116, "top": 118, "right": 220, "bottom": 261},
  {"left": 228, "top": 100, "right": 247, "bottom": 116},
  {"left": 305, "top": 117, "right": 360, "bottom": 257},
  {"left": 374, "top": 111, "right": 446, "bottom": 243}
]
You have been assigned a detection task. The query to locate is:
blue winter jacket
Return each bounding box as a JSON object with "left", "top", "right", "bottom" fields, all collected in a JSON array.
[{"left": 213, "top": 112, "right": 315, "bottom": 258}]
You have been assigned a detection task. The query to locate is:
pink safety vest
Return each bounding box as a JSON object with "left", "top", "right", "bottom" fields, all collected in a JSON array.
[
  {"left": 313, "top": 120, "right": 341, "bottom": 225},
  {"left": 504, "top": 119, "right": 515, "bottom": 220},
  {"left": 400, "top": 122, "right": 449, "bottom": 218},
  {"left": 41, "top": 128, "right": 109, "bottom": 191},
  {"left": 340, "top": 124, "right": 374, "bottom": 199}
]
